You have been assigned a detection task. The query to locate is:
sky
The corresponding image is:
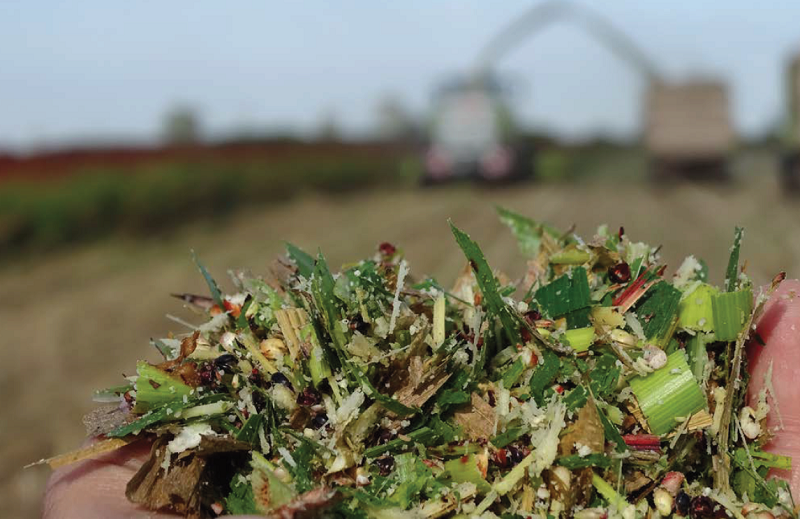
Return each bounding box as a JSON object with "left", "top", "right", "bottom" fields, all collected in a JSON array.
[{"left": 1, "top": 1, "right": 799, "bottom": 150}]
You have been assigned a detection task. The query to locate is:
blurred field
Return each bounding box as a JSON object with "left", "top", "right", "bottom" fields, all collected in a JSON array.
[
  {"left": 3, "top": 148, "right": 799, "bottom": 518},
  {"left": 0, "top": 141, "right": 413, "bottom": 256}
]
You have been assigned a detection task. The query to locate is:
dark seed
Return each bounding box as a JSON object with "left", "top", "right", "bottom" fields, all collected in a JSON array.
[
  {"left": 377, "top": 428, "right": 396, "bottom": 444},
  {"left": 252, "top": 390, "right": 266, "bottom": 412},
  {"left": 348, "top": 317, "right": 369, "bottom": 333},
  {"left": 311, "top": 414, "right": 328, "bottom": 429},
  {"left": 199, "top": 364, "right": 215, "bottom": 385},
  {"left": 379, "top": 242, "right": 396, "bottom": 256},
  {"left": 297, "top": 387, "right": 322, "bottom": 406},
  {"left": 214, "top": 353, "right": 237, "bottom": 371},
  {"left": 506, "top": 445, "right": 525, "bottom": 466},
  {"left": 675, "top": 491, "right": 691, "bottom": 516},
  {"left": 609, "top": 262, "right": 631, "bottom": 283},
  {"left": 271, "top": 372, "right": 294, "bottom": 390},
  {"left": 375, "top": 456, "right": 395, "bottom": 476},
  {"left": 493, "top": 449, "right": 509, "bottom": 469},
  {"left": 248, "top": 370, "right": 265, "bottom": 387},
  {"left": 689, "top": 495, "right": 717, "bottom": 518},
  {"left": 524, "top": 310, "right": 541, "bottom": 323}
]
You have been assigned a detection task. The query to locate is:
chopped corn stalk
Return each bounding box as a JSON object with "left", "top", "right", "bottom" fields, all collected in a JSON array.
[{"left": 629, "top": 350, "right": 707, "bottom": 435}]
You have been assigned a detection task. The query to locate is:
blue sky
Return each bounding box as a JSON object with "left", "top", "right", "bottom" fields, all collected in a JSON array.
[{"left": 1, "top": 1, "right": 799, "bottom": 149}]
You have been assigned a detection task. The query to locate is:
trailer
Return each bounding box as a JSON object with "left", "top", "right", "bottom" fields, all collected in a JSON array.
[
  {"left": 645, "top": 80, "right": 734, "bottom": 181},
  {"left": 781, "top": 54, "right": 800, "bottom": 193}
]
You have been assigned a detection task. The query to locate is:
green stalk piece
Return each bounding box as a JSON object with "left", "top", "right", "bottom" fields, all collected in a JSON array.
[
  {"left": 549, "top": 248, "right": 591, "bottom": 265},
  {"left": 686, "top": 332, "right": 713, "bottom": 382},
  {"left": 712, "top": 289, "right": 753, "bottom": 341},
  {"left": 443, "top": 453, "right": 492, "bottom": 494},
  {"left": 678, "top": 283, "right": 718, "bottom": 333},
  {"left": 629, "top": 350, "right": 706, "bottom": 435},
  {"left": 562, "top": 327, "right": 595, "bottom": 352}
]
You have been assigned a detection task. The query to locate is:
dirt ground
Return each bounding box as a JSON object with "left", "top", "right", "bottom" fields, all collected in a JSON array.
[{"left": 3, "top": 150, "right": 799, "bottom": 518}]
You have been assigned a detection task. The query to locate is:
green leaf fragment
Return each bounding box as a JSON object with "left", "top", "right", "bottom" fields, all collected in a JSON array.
[
  {"left": 225, "top": 474, "right": 258, "bottom": 515},
  {"left": 628, "top": 350, "right": 706, "bottom": 435},
  {"left": 564, "top": 385, "right": 589, "bottom": 411},
  {"left": 556, "top": 453, "right": 611, "bottom": 470},
  {"left": 133, "top": 361, "right": 193, "bottom": 413},
  {"left": 725, "top": 227, "right": 744, "bottom": 292},
  {"left": 107, "top": 393, "right": 228, "bottom": 437},
  {"left": 500, "top": 358, "right": 526, "bottom": 388},
  {"left": 535, "top": 267, "right": 591, "bottom": 319},
  {"left": 589, "top": 353, "right": 621, "bottom": 400},
  {"left": 151, "top": 338, "right": 178, "bottom": 359},
  {"left": 93, "top": 384, "right": 133, "bottom": 401},
  {"left": 566, "top": 306, "right": 592, "bottom": 329},
  {"left": 388, "top": 453, "right": 433, "bottom": 509},
  {"left": 529, "top": 349, "right": 561, "bottom": 406},
  {"left": 191, "top": 250, "right": 224, "bottom": 308},
  {"left": 312, "top": 253, "right": 349, "bottom": 351},
  {"left": 363, "top": 427, "right": 437, "bottom": 458},
  {"left": 734, "top": 448, "right": 792, "bottom": 471},
  {"left": 636, "top": 281, "right": 682, "bottom": 340},
  {"left": 284, "top": 440, "right": 316, "bottom": 493},
  {"left": 596, "top": 403, "right": 627, "bottom": 452},
  {"left": 285, "top": 242, "right": 315, "bottom": 279},
  {"left": 495, "top": 206, "right": 560, "bottom": 258},
  {"left": 450, "top": 222, "right": 522, "bottom": 347},
  {"left": 437, "top": 389, "right": 471, "bottom": 408},
  {"left": 236, "top": 413, "right": 264, "bottom": 444},
  {"left": 491, "top": 426, "right": 527, "bottom": 448}
]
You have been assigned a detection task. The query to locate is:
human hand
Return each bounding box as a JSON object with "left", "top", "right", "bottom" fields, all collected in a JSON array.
[
  {"left": 748, "top": 278, "right": 800, "bottom": 500},
  {"left": 42, "top": 280, "right": 800, "bottom": 517},
  {"left": 42, "top": 439, "right": 262, "bottom": 518}
]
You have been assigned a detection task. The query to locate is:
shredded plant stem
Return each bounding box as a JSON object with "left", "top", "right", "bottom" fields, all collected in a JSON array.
[{"left": 42, "top": 210, "right": 796, "bottom": 519}]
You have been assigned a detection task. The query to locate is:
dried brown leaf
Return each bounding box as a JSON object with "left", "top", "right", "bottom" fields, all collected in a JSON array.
[
  {"left": 558, "top": 398, "right": 604, "bottom": 507},
  {"left": 453, "top": 392, "right": 496, "bottom": 440},
  {"left": 393, "top": 356, "right": 451, "bottom": 409},
  {"left": 26, "top": 437, "right": 131, "bottom": 470},
  {"left": 126, "top": 437, "right": 206, "bottom": 518},
  {"left": 624, "top": 471, "right": 653, "bottom": 494}
]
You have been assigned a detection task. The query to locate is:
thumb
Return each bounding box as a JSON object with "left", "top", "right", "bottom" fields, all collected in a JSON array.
[{"left": 747, "top": 278, "right": 800, "bottom": 500}]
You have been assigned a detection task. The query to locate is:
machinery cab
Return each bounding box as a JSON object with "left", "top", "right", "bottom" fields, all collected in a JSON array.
[{"left": 423, "top": 77, "right": 531, "bottom": 184}]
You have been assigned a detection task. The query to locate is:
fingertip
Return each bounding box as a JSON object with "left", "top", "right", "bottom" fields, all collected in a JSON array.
[
  {"left": 747, "top": 279, "right": 800, "bottom": 501},
  {"left": 43, "top": 439, "right": 154, "bottom": 519}
]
